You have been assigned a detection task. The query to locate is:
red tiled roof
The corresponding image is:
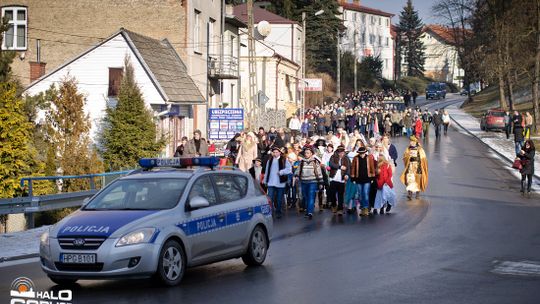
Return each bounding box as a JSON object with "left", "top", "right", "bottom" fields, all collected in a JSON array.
[
  {"left": 423, "top": 24, "right": 472, "bottom": 45},
  {"left": 341, "top": 3, "right": 394, "bottom": 18},
  {"left": 233, "top": 3, "right": 298, "bottom": 25}
]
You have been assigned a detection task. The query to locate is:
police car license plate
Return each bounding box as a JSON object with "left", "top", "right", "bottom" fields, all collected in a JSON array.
[{"left": 60, "top": 253, "right": 96, "bottom": 264}]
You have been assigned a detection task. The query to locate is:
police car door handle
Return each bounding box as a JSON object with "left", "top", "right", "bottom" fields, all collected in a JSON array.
[
  {"left": 247, "top": 207, "right": 254, "bottom": 215},
  {"left": 217, "top": 214, "right": 226, "bottom": 222}
]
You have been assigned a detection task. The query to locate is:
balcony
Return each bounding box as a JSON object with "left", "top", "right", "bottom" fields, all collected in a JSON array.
[{"left": 208, "top": 55, "right": 239, "bottom": 79}]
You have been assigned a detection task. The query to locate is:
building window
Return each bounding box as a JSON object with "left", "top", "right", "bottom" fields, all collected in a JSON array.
[
  {"left": 385, "top": 59, "right": 388, "bottom": 68},
  {"left": 379, "top": 17, "right": 381, "bottom": 25},
  {"left": 371, "top": 16, "right": 375, "bottom": 25},
  {"left": 386, "top": 18, "right": 390, "bottom": 27},
  {"left": 385, "top": 37, "right": 389, "bottom": 47},
  {"left": 1, "top": 6, "right": 27, "bottom": 50},
  {"left": 361, "top": 14, "right": 366, "bottom": 23},
  {"left": 108, "top": 68, "right": 123, "bottom": 97},
  {"left": 360, "top": 31, "right": 365, "bottom": 44},
  {"left": 194, "top": 10, "right": 201, "bottom": 54},
  {"left": 369, "top": 34, "right": 375, "bottom": 45},
  {"left": 378, "top": 35, "right": 382, "bottom": 45}
]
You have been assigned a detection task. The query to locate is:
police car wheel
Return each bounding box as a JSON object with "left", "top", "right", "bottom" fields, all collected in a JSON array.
[
  {"left": 48, "top": 275, "right": 78, "bottom": 286},
  {"left": 242, "top": 226, "right": 268, "bottom": 266},
  {"left": 155, "top": 240, "right": 186, "bottom": 286}
]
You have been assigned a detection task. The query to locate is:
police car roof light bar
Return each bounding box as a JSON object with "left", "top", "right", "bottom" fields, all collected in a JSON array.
[{"left": 139, "top": 157, "right": 220, "bottom": 169}]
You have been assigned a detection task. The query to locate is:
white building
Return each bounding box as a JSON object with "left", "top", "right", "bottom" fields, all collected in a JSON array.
[
  {"left": 421, "top": 24, "right": 464, "bottom": 87},
  {"left": 233, "top": 4, "right": 302, "bottom": 125},
  {"left": 24, "top": 29, "right": 205, "bottom": 157},
  {"left": 339, "top": 0, "right": 395, "bottom": 80}
]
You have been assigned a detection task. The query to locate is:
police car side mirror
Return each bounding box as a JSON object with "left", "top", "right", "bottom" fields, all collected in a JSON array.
[
  {"left": 82, "top": 197, "right": 90, "bottom": 207},
  {"left": 189, "top": 196, "right": 210, "bottom": 209}
]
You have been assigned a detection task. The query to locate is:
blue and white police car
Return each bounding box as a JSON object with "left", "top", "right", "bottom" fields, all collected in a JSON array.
[{"left": 39, "top": 157, "right": 273, "bottom": 286}]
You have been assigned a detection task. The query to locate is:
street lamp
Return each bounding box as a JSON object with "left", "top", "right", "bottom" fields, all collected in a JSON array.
[{"left": 302, "top": 9, "right": 325, "bottom": 120}]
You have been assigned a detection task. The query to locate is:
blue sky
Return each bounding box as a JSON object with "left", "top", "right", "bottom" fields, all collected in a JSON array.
[{"left": 360, "top": 0, "right": 439, "bottom": 25}]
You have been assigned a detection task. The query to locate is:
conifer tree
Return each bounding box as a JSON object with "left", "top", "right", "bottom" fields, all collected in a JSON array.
[
  {"left": 46, "top": 78, "right": 103, "bottom": 192},
  {"left": 100, "top": 57, "right": 165, "bottom": 171},
  {"left": 0, "top": 83, "right": 32, "bottom": 198},
  {"left": 397, "top": 0, "right": 426, "bottom": 77}
]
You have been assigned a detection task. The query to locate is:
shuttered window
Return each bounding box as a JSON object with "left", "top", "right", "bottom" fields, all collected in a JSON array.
[{"left": 108, "top": 68, "right": 123, "bottom": 97}]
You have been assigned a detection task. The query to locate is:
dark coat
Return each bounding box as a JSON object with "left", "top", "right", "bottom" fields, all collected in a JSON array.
[{"left": 518, "top": 148, "right": 535, "bottom": 175}]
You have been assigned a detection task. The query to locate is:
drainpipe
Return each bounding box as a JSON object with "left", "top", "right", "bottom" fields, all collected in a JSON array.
[{"left": 275, "top": 56, "right": 282, "bottom": 127}]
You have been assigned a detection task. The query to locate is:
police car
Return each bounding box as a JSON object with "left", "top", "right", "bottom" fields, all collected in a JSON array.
[{"left": 39, "top": 157, "right": 273, "bottom": 286}]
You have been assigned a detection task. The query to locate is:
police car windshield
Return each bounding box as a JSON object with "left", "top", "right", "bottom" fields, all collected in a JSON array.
[{"left": 84, "top": 178, "right": 188, "bottom": 210}]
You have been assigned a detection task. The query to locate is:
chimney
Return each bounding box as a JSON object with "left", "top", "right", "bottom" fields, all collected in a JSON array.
[
  {"left": 29, "top": 62, "right": 46, "bottom": 82},
  {"left": 29, "top": 39, "right": 46, "bottom": 82}
]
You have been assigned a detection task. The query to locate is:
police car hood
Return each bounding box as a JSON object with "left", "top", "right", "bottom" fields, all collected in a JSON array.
[{"left": 53, "top": 209, "right": 163, "bottom": 238}]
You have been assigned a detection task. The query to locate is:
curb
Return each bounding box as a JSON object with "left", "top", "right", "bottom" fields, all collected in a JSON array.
[
  {"left": 0, "top": 253, "right": 39, "bottom": 263},
  {"left": 448, "top": 105, "right": 540, "bottom": 181}
]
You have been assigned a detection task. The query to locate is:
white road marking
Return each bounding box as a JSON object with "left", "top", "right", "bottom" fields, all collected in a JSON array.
[{"left": 491, "top": 260, "right": 540, "bottom": 277}]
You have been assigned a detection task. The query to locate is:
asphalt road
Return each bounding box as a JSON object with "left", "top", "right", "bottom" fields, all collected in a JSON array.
[{"left": 1, "top": 95, "right": 539, "bottom": 304}]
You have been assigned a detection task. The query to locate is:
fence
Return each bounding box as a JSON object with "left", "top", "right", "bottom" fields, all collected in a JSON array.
[{"left": 0, "top": 171, "right": 132, "bottom": 231}]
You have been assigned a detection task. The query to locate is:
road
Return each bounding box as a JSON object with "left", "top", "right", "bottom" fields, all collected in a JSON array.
[{"left": 1, "top": 95, "right": 539, "bottom": 304}]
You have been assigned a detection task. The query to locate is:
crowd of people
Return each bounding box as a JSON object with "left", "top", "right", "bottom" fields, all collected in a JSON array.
[
  {"left": 174, "top": 90, "right": 536, "bottom": 215},
  {"left": 174, "top": 91, "right": 438, "bottom": 219}
]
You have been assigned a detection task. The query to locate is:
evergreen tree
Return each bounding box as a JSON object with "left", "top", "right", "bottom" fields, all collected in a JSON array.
[
  {"left": 0, "top": 83, "right": 33, "bottom": 198},
  {"left": 271, "top": 0, "right": 343, "bottom": 77},
  {"left": 397, "top": 0, "right": 426, "bottom": 77},
  {"left": 46, "top": 78, "right": 103, "bottom": 192},
  {"left": 100, "top": 57, "right": 165, "bottom": 171}
]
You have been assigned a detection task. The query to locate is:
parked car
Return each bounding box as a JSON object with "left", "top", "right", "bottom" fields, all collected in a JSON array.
[
  {"left": 460, "top": 88, "right": 477, "bottom": 96},
  {"left": 480, "top": 109, "right": 506, "bottom": 131}
]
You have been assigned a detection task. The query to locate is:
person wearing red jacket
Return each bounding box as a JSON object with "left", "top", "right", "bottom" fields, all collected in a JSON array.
[
  {"left": 414, "top": 116, "right": 423, "bottom": 139},
  {"left": 374, "top": 155, "right": 397, "bottom": 214}
]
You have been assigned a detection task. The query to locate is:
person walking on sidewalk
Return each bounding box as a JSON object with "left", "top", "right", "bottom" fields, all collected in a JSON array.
[
  {"left": 295, "top": 147, "right": 324, "bottom": 219},
  {"left": 403, "top": 111, "right": 413, "bottom": 138},
  {"left": 517, "top": 140, "right": 535, "bottom": 198},
  {"left": 412, "top": 90, "right": 418, "bottom": 105},
  {"left": 513, "top": 111, "right": 525, "bottom": 156},
  {"left": 327, "top": 146, "right": 351, "bottom": 215},
  {"left": 350, "top": 146, "right": 376, "bottom": 216},
  {"left": 236, "top": 132, "right": 258, "bottom": 172},
  {"left": 401, "top": 136, "right": 429, "bottom": 200},
  {"left": 374, "top": 155, "right": 396, "bottom": 215},
  {"left": 432, "top": 109, "right": 443, "bottom": 139},
  {"left": 442, "top": 110, "right": 451, "bottom": 135},
  {"left": 264, "top": 147, "right": 292, "bottom": 219},
  {"left": 504, "top": 111, "right": 512, "bottom": 140}
]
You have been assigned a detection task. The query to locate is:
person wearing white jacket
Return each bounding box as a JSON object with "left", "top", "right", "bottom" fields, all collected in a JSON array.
[{"left": 289, "top": 114, "right": 302, "bottom": 138}]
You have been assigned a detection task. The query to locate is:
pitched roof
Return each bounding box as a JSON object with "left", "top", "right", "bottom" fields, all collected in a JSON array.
[
  {"left": 341, "top": 3, "right": 394, "bottom": 18},
  {"left": 233, "top": 3, "right": 298, "bottom": 25},
  {"left": 423, "top": 24, "right": 472, "bottom": 46},
  {"left": 122, "top": 29, "right": 204, "bottom": 104},
  {"left": 25, "top": 28, "right": 205, "bottom": 104}
]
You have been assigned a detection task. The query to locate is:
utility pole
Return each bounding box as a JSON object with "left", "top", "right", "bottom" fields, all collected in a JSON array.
[
  {"left": 302, "top": 11, "right": 306, "bottom": 120},
  {"left": 353, "top": 29, "right": 357, "bottom": 93},
  {"left": 247, "top": 0, "right": 258, "bottom": 129},
  {"left": 337, "top": 29, "right": 341, "bottom": 98}
]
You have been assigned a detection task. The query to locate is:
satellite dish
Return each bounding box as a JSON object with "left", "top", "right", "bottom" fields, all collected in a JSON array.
[{"left": 257, "top": 20, "right": 272, "bottom": 37}]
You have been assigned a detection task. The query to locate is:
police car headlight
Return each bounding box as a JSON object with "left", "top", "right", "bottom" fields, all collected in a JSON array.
[
  {"left": 116, "top": 228, "right": 156, "bottom": 247},
  {"left": 40, "top": 230, "right": 49, "bottom": 247}
]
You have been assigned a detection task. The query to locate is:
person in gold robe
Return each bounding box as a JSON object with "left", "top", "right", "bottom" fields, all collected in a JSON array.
[{"left": 400, "top": 136, "right": 428, "bottom": 199}]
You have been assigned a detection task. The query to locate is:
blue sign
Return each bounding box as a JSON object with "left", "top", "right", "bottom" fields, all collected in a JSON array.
[{"left": 208, "top": 108, "right": 244, "bottom": 140}]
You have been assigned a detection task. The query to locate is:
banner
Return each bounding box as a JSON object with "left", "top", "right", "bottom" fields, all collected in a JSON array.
[
  {"left": 302, "top": 78, "right": 323, "bottom": 92},
  {"left": 208, "top": 108, "right": 244, "bottom": 140}
]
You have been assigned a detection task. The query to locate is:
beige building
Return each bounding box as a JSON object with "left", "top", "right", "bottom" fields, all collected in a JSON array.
[
  {"left": 421, "top": 25, "right": 464, "bottom": 87},
  {"left": 1, "top": 0, "right": 244, "bottom": 136}
]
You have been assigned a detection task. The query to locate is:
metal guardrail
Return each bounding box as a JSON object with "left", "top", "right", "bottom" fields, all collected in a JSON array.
[{"left": 1, "top": 170, "right": 132, "bottom": 229}]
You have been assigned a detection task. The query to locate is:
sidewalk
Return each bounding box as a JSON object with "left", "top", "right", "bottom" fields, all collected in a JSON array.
[
  {"left": 0, "top": 225, "right": 49, "bottom": 262},
  {"left": 446, "top": 103, "right": 539, "bottom": 180}
]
